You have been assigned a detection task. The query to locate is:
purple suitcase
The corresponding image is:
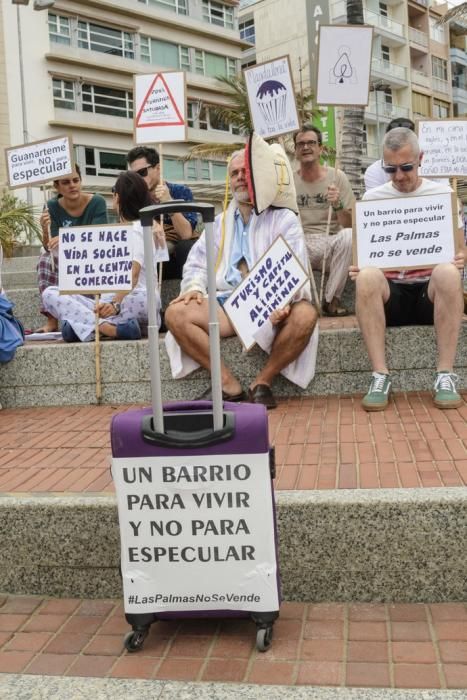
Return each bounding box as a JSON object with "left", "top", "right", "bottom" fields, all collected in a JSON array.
[{"left": 111, "top": 202, "right": 280, "bottom": 653}]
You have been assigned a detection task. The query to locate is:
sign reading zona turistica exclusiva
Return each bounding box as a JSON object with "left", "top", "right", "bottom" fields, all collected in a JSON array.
[{"left": 112, "top": 453, "right": 279, "bottom": 614}]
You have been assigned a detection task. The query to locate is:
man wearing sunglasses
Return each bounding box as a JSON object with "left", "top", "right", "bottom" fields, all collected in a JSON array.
[
  {"left": 126, "top": 146, "right": 197, "bottom": 279},
  {"left": 350, "top": 127, "right": 465, "bottom": 411},
  {"left": 364, "top": 118, "right": 415, "bottom": 192},
  {"left": 293, "top": 125, "right": 354, "bottom": 317}
]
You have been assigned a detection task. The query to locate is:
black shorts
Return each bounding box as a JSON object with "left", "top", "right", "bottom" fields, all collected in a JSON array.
[{"left": 384, "top": 280, "right": 434, "bottom": 327}]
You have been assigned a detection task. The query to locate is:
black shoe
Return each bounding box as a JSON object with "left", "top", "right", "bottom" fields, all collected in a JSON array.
[
  {"left": 196, "top": 387, "right": 247, "bottom": 402},
  {"left": 248, "top": 384, "right": 277, "bottom": 409}
]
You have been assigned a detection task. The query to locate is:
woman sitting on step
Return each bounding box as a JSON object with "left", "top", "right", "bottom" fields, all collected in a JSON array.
[
  {"left": 37, "top": 164, "right": 108, "bottom": 333},
  {"left": 42, "top": 171, "right": 164, "bottom": 342}
]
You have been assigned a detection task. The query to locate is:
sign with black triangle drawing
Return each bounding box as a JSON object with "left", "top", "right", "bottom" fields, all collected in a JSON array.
[{"left": 134, "top": 71, "right": 187, "bottom": 144}]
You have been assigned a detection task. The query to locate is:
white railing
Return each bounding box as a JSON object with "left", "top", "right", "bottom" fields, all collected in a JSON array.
[
  {"left": 366, "top": 100, "right": 410, "bottom": 120},
  {"left": 409, "top": 27, "right": 429, "bottom": 48},
  {"left": 364, "top": 8, "right": 406, "bottom": 38},
  {"left": 363, "top": 142, "right": 380, "bottom": 159},
  {"left": 411, "top": 69, "right": 431, "bottom": 89},
  {"left": 372, "top": 57, "right": 407, "bottom": 82},
  {"left": 432, "top": 76, "right": 450, "bottom": 95}
]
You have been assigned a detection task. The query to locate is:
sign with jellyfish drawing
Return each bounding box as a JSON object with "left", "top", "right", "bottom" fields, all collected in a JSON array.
[
  {"left": 244, "top": 56, "right": 300, "bottom": 139},
  {"left": 316, "top": 25, "right": 373, "bottom": 106}
]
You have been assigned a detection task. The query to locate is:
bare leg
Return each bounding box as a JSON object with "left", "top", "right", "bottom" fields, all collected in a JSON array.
[
  {"left": 252, "top": 301, "right": 317, "bottom": 387},
  {"left": 355, "top": 267, "right": 390, "bottom": 374},
  {"left": 428, "top": 263, "right": 463, "bottom": 371},
  {"left": 165, "top": 298, "right": 242, "bottom": 395}
]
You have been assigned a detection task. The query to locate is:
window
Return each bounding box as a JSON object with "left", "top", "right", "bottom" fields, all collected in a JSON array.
[
  {"left": 432, "top": 56, "right": 448, "bottom": 81},
  {"left": 82, "top": 84, "right": 133, "bottom": 118},
  {"left": 433, "top": 98, "right": 449, "bottom": 118},
  {"left": 239, "top": 18, "right": 255, "bottom": 44},
  {"left": 48, "top": 13, "right": 71, "bottom": 45},
  {"left": 78, "top": 21, "right": 134, "bottom": 59},
  {"left": 163, "top": 157, "right": 185, "bottom": 181},
  {"left": 84, "top": 148, "right": 127, "bottom": 177},
  {"left": 187, "top": 101, "right": 208, "bottom": 129},
  {"left": 381, "top": 44, "right": 390, "bottom": 65},
  {"left": 211, "top": 162, "right": 227, "bottom": 180},
  {"left": 202, "top": 0, "right": 234, "bottom": 29},
  {"left": 379, "top": 2, "right": 388, "bottom": 17},
  {"left": 412, "top": 91, "right": 430, "bottom": 117},
  {"left": 138, "top": 0, "right": 187, "bottom": 15},
  {"left": 429, "top": 17, "right": 446, "bottom": 44},
  {"left": 195, "top": 50, "right": 237, "bottom": 78},
  {"left": 52, "top": 78, "right": 75, "bottom": 109},
  {"left": 140, "top": 37, "right": 190, "bottom": 70}
]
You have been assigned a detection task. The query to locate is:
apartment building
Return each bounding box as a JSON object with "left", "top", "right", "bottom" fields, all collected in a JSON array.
[
  {"left": 448, "top": 11, "right": 467, "bottom": 117},
  {"left": 2, "top": 0, "right": 246, "bottom": 207},
  {"left": 239, "top": 0, "right": 455, "bottom": 169}
]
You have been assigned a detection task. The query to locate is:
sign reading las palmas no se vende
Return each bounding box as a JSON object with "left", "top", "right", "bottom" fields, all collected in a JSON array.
[
  {"left": 58, "top": 224, "right": 134, "bottom": 295},
  {"left": 112, "top": 453, "right": 279, "bottom": 615},
  {"left": 5, "top": 135, "right": 73, "bottom": 189},
  {"left": 353, "top": 193, "right": 459, "bottom": 271}
]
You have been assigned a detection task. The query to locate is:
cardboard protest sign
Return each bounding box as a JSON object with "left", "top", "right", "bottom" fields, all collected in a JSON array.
[
  {"left": 417, "top": 119, "right": 467, "bottom": 178},
  {"left": 134, "top": 71, "right": 186, "bottom": 144},
  {"left": 58, "top": 224, "right": 134, "bottom": 294},
  {"left": 353, "top": 193, "right": 460, "bottom": 271},
  {"left": 112, "top": 453, "right": 279, "bottom": 614},
  {"left": 5, "top": 135, "right": 72, "bottom": 189},
  {"left": 316, "top": 25, "right": 373, "bottom": 106},
  {"left": 223, "top": 236, "right": 308, "bottom": 350},
  {"left": 243, "top": 56, "right": 300, "bottom": 139}
]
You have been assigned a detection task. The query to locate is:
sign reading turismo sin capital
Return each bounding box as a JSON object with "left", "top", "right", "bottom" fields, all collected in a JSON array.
[
  {"left": 5, "top": 135, "right": 73, "bottom": 189},
  {"left": 112, "top": 453, "right": 279, "bottom": 614}
]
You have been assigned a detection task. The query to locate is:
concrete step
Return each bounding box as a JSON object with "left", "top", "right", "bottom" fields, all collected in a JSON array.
[
  {"left": 1, "top": 323, "right": 465, "bottom": 409},
  {"left": 1, "top": 487, "right": 466, "bottom": 602}
]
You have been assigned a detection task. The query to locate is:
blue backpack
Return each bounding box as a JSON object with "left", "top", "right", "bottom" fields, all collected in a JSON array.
[{"left": 0, "top": 293, "right": 24, "bottom": 363}]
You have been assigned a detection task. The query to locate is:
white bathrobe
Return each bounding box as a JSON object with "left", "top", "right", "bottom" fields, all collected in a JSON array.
[{"left": 165, "top": 202, "right": 319, "bottom": 388}]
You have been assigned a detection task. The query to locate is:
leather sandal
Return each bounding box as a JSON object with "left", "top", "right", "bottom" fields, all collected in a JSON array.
[
  {"left": 248, "top": 384, "right": 277, "bottom": 409},
  {"left": 322, "top": 303, "right": 350, "bottom": 317},
  {"left": 196, "top": 387, "right": 247, "bottom": 402}
]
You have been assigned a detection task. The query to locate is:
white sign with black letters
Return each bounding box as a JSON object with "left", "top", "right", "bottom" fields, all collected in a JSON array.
[
  {"left": 418, "top": 119, "right": 467, "bottom": 178},
  {"left": 223, "top": 236, "right": 308, "bottom": 351},
  {"left": 59, "top": 224, "right": 134, "bottom": 294},
  {"left": 353, "top": 193, "right": 458, "bottom": 270},
  {"left": 5, "top": 135, "right": 72, "bottom": 189},
  {"left": 112, "top": 453, "right": 279, "bottom": 614}
]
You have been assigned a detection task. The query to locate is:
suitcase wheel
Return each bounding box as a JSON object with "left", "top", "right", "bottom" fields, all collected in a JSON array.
[
  {"left": 256, "top": 625, "right": 273, "bottom": 652},
  {"left": 123, "top": 628, "right": 149, "bottom": 653}
]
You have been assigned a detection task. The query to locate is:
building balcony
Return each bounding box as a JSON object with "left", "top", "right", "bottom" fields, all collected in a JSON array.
[
  {"left": 371, "top": 57, "right": 408, "bottom": 86},
  {"left": 452, "top": 85, "right": 467, "bottom": 108},
  {"left": 365, "top": 100, "right": 410, "bottom": 124},
  {"left": 451, "top": 47, "right": 467, "bottom": 68},
  {"left": 411, "top": 69, "right": 431, "bottom": 89},
  {"left": 432, "top": 76, "right": 451, "bottom": 96},
  {"left": 331, "top": 2, "right": 406, "bottom": 43},
  {"left": 362, "top": 142, "right": 380, "bottom": 160},
  {"left": 408, "top": 26, "right": 428, "bottom": 49}
]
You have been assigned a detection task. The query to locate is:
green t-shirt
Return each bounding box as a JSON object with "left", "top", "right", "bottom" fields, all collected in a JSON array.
[{"left": 47, "top": 193, "right": 108, "bottom": 237}]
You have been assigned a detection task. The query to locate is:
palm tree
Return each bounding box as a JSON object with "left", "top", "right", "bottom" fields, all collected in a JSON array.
[
  {"left": 339, "top": 0, "right": 366, "bottom": 198},
  {"left": 188, "top": 74, "right": 328, "bottom": 162},
  {"left": 436, "top": 3, "right": 467, "bottom": 27},
  {"left": 0, "top": 191, "right": 41, "bottom": 258}
]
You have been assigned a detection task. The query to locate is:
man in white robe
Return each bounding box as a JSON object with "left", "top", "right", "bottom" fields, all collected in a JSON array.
[{"left": 164, "top": 150, "right": 318, "bottom": 409}]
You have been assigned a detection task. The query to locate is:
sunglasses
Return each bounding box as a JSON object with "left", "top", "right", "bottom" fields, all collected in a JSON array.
[
  {"left": 56, "top": 177, "right": 80, "bottom": 186},
  {"left": 295, "top": 139, "right": 320, "bottom": 149},
  {"left": 381, "top": 160, "right": 418, "bottom": 174},
  {"left": 135, "top": 165, "right": 155, "bottom": 178}
]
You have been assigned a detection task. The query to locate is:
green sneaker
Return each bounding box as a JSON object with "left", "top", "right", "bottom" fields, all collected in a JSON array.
[
  {"left": 433, "top": 372, "right": 462, "bottom": 409},
  {"left": 362, "top": 372, "right": 391, "bottom": 411}
]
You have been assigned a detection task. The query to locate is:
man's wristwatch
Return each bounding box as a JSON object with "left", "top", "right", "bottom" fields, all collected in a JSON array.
[{"left": 111, "top": 301, "right": 121, "bottom": 314}]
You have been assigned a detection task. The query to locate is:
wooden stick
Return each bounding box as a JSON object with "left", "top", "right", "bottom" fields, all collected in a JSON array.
[
  {"left": 158, "top": 142, "right": 164, "bottom": 293},
  {"left": 42, "top": 187, "right": 55, "bottom": 273},
  {"left": 94, "top": 293, "right": 102, "bottom": 403}
]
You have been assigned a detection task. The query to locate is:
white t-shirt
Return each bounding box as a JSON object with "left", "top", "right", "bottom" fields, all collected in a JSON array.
[{"left": 364, "top": 160, "right": 390, "bottom": 192}]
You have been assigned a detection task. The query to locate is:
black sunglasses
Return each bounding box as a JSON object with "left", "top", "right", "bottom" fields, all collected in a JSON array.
[
  {"left": 135, "top": 165, "right": 155, "bottom": 178},
  {"left": 381, "top": 160, "right": 417, "bottom": 174}
]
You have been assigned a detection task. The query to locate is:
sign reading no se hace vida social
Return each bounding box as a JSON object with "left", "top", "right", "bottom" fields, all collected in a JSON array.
[{"left": 353, "top": 193, "right": 460, "bottom": 271}]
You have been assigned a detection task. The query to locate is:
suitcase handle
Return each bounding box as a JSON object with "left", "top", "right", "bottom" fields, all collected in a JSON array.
[
  {"left": 140, "top": 202, "right": 215, "bottom": 227},
  {"left": 141, "top": 410, "right": 235, "bottom": 448}
]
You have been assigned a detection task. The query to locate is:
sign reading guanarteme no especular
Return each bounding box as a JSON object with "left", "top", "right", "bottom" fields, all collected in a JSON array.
[
  {"left": 112, "top": 453, "right": 279, "bottom": 615},
  {"left": 5, "top": 135, "right": 73, "bottom": 189}
]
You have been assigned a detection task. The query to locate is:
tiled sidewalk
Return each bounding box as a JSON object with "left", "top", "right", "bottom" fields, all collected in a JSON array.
[
  {"left": 0, "top": 393, "right": 466, "bottom": 494},
  {"left": 0, "top": 597, "right": 466, "bottom": 689}
]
